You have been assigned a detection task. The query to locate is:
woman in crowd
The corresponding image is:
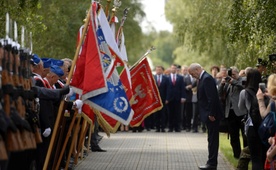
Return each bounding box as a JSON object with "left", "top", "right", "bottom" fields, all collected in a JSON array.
[
  {"left": 239, "top": 69, "right": 267, "bottom": 169},
  {"left": 257, "top": 74, "right": 276, "bottom": 168}
]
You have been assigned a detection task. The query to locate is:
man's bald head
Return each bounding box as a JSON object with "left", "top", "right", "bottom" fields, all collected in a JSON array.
[{"left": 188, "top": 63, "right": 203, "bottom": 79}]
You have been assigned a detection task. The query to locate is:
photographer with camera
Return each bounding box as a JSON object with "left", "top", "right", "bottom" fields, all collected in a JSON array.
[
  {"left": 218, "top": 66, "right": 247, "bottom": 159},
  {"left": 256, "top": 58, "right": 269, "bottom": 84}
]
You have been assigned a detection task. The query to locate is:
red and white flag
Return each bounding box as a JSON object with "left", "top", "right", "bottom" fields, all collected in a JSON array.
[
  {"left": 70, "top": 4, "right": 108, "bottom": 101},
  {"left": 129, "top": 57, "right": 163, "bottom": 127},
  {"left": 98, "top": 8, "right": 133, "bottom": 100}
]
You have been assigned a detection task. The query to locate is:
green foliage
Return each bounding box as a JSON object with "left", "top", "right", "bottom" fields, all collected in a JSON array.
[
  {"left": 0, "top": 0, "right": 146, "bottom": 64},
  {"left": 165, "top": 0, "right": 276, "bottom": 71},
  {"left": 229, "top": 0, "right": 276, "bottom": 72},
  {"left": 0, "top": 0, "right": 43, "bottom": 43},
  {"left": 220, "top": 133, "right": 252, "bottom": 169},
  {"left": 2, "top": 0, "right": 275, "bottom": 72},
  {"left": 148, "top": 31, "right": 178, "bottom": 69},
  {"left": 166, "top": 0, "right": 234, "bottom": 68}
]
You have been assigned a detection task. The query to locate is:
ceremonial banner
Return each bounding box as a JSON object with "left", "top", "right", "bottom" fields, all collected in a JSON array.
[
  {"left": 117, "top": 31, "right": 128, "bottom": 62},
  {"left": 116, "top": 30, "right": 132, "bottom": 99},
  {"left": 95, "top": 110, "right": 121, "bottom": 133},
  {"left": 129, "top": 57, "right": 163, "bottom": 127},
  {"left": 71, "top": 7, "right": 107, "bottom": 100},
  {"left": 112, "top": 51, "right": 132, "bottom": 100},
  {"left": 87, "top": 69, "right": 134, "bottom": 125},
  {"left": 98, "top": 8, "right": 133, "bottom": 100},
  {"left": 82, "top": 103, "right": 95, "bottom": 123},
  {"left": 109, "top": 15, "right": 118, "bottom": 38},
  {"left": 96, "top": 26, "right": 114, "bottom": 78},
  {"left": 95, "top": 29, "right": 121, "bottom": 131},
  {"left": 82, "top": 103, "right": 120, "bottom": 133}
]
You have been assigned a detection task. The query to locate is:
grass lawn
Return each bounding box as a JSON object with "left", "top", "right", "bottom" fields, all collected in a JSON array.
[{"left": 219, "top": 133, "right": 252, "bottom": 169}]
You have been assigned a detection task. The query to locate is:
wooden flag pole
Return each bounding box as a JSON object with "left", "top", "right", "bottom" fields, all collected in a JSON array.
[
  {"left": 130, "top": 46, "right": 156, "bottom": 71},
  {"left": 105, "top": 0, "right": 112, "bottom": 17},
  {"left": 43, "top": 5, "right": 92, "bottom": 170},
  {"left": 65, "top": 116, "right": 81, "bottom": 170},
  {"left": 54, "top": 111, "right": 78, "bottom": 170}
]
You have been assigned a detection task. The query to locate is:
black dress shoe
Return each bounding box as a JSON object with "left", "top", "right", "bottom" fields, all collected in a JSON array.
[
  {"left": 155, "top": 129, "right": 160, "bottom": 132},
  {"left": 161, "top": 129, "right": 166, "bottom": 132},
  {"left": 168, "top": 129, "right": 173, "bottom": 132},
  {"left": 91, "top": 146, "right": 107, "bottom": 152},
  {"left": 198, "top": 164, "right": 217, "bottom": 170}
]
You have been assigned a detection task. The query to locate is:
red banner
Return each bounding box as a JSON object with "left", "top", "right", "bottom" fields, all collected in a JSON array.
[
  {"left": 129, "top": 57, "right": 163, "bottom": 127},
  {"left": 82, "top": 103, "right": 95, "bottom": 123},
  {"left": 70, "top": 7, "right": 107, "bottom": 101}
]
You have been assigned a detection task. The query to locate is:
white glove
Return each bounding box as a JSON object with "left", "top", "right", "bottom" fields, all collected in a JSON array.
[
  {"left": 66, "top": 87, "right": 74, "bottom": 98},
  {"left": 74, "top": 99, "right": 83, "bottom": 114},
  {"left": 43, "top": 128, "right": 51, "bottom": 137}
]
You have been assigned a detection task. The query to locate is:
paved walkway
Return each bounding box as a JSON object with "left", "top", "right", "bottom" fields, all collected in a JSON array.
[{"left": 75, "top": 131, "right": 235, "bottom": 170}]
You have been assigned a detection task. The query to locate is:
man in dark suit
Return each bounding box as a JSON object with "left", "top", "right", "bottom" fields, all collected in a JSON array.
[
  {"left": 189, "top": 63, "right": 222, "bottom": 170},
  {"left": 166, "top": 64, "right": 186, "bottom": 132},
  {"left": 154, "top": 66, "right": 168, "bottom": 132}
]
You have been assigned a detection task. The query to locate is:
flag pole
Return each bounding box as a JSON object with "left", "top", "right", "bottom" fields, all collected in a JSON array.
[
  {"left": 105, "top": 0, "right": 112, "bottom": 17},
  {"left": 116, "top": 7, "right": 129, "bottom": 49},
  {"left": 130, "top": 46, "right": 156, "bottom": 70},
  {"left": 43, "top": 5, "right": 92, "bottom": 170},
  {"left": 108, "top": 0, "right": 121, "bottom": 25}
]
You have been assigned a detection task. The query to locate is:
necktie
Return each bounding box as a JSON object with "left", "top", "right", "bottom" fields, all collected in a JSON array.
[
  {"left": 172, "top": 74, "right": 176, "bottom": 85},
  {"left": 157, "top": 75, "right": 161, "bottom": 86}
]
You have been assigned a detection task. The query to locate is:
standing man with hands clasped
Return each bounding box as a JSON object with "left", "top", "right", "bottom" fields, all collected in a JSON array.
[
  {"left": 189, "top": 63, "right": 223, "bottom": 170},
  {"left": 166, "top": 64, "right": 186, "bottom": 132}
]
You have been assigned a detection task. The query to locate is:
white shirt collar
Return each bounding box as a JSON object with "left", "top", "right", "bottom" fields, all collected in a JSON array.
[{"left": 199, "top": 70, "right": 205, "bottom": 79}]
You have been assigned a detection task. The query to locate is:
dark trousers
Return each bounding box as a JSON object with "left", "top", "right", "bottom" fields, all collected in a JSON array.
[
  {"left": 206, "top": 119, "right": 220, "bottom": 166},
  {"left": 185, "top": 102, "right": 193, "bottom": 130},
  {"left": 91, "top": 117, "right": 100, "bottom": 147},
  {"left": 145, "top": 113, "right": 155, "bottom": 130},
  {"left": 36, "top": 135, "right": 51, "bottom": 170},
  {"left": 227, "top": 110, "right": 247, "bottom": 158},
  {"left": 181, "top": 103, "right": 186, "bottom": 129},
  {"left": 192, "top": 102, "right": 199, "bottom": 131},
  {"left": 247, "top": 126, "right": 267, "bottom": 170},
  {"left": 154, "top": 105, "right": 166, "bottom": 130},
  {"left": 168, "top": 99, "right": 181, "bottom": 131}
]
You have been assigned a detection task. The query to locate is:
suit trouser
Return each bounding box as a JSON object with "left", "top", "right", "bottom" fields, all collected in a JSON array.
[
  {"left": 145, "top": 113, "right": 155, "bottom": 129},
  {"left": 91, "top": 117, "right": 99, "bottom": 147},
  {"left": 36, "top": 135, "right": 51, "bottom": 170},
  {"left": 227, "top": 110, "right": 247, "bottom": 158},
  {"left": 181, "top": 103, "right": 186, "bottom": 129},
  {"left": 192, "top": 102, "right": 199, "bottom": 130},
  {"left": 154, "top": 105, "right": 166, "bottom": 130},
  {"left": 168, "top": 99, "right": 181, "bottom": 131},
  {"left": 184, "top": 102, "right": 193, "bottom": 130},
  {"left": 206, "top": 119, "right": 219, "bottom": 166}
]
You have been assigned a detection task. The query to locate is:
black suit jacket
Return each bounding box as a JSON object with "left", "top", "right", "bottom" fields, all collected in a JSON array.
[
  {"left": 154, "top": 74, "right": 168, "bottom": 103},
  {"left": 32, "top": 74, "right": 55, "bottom": 131},
  {"left": 183, "top": 74, "right": 194, "bottom": 102},
  {"left": 197, "top": 71, "right": 222, "bottom": 123},
  {"left": 166, "top": 74, "right": 186, "bottom": 102}
]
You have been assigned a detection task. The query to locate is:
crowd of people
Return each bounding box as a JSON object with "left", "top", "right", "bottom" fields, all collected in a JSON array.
[
  {"left": 0, "top": 41, "right": 104, "bottom": 170},
  {"left": 2, "top": 33, "right": 276, "bottom": 170},
  {"left": 30, "top": 54, "right": 108, "bottom": 169},
  {"left": 118, "top": 56, "right": 276, "bottom": 170}
]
